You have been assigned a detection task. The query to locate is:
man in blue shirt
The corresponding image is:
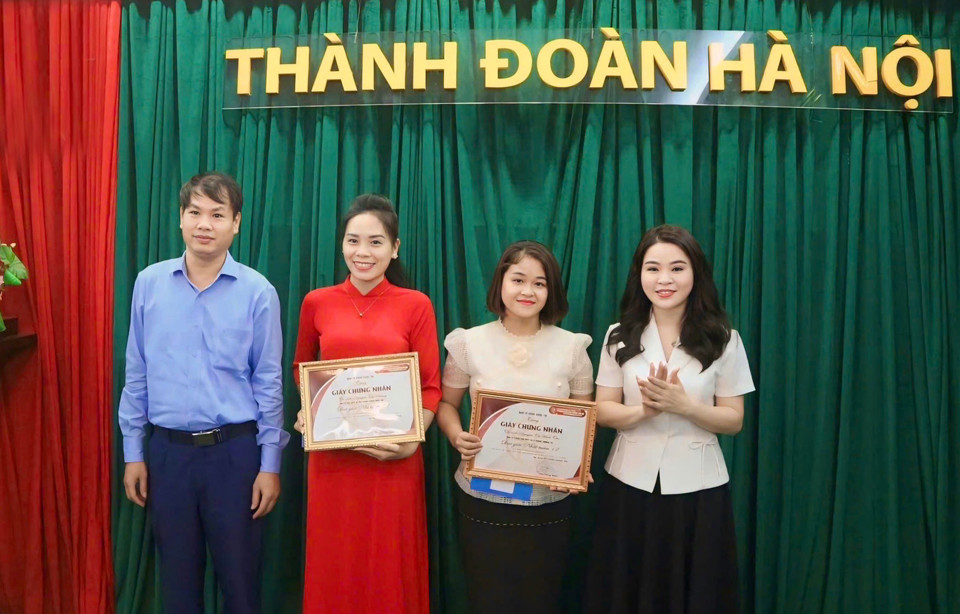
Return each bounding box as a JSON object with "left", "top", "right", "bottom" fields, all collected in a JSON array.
[{"left": 119, "top": 172, "right": 289, "bottom": 614}]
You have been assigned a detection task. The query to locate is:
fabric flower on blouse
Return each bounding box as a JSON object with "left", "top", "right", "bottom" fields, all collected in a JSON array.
[{"left": 507, "top": 343, "right": 530, "bottom": 367}]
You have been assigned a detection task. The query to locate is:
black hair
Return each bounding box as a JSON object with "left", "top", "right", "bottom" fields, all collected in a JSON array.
[
  {"left": 486, "top": 241, "right": 568, "bottom": 325},
  {"left": 179, "top": 172, "right": 242, "bottom": 216},
  {"left": 342, "top": 194, "right": 409, "bottom": 288},
  {"left": 608, "top": 224, "right": 730, "bottom": 371}
]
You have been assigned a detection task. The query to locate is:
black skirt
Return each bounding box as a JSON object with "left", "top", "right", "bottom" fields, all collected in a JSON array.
[
  {"left": 583, "top": 475, "right": 740, "bottom": 614},
  {"left": 457, "top": 489, "right": 574, "bottom": 614}
]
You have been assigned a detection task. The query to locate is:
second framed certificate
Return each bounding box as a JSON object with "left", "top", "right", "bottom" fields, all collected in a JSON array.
[
  {"left": 466, "top": 389, "right": 597, "bottom": 492},
  {"left": 298, "top": 352, "right": 425, "bottom": 452}
]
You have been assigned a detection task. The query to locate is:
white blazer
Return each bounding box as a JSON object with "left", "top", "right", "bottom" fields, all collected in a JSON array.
[{"left": 596, "top": 318, "right": 755, "bottom": 495}]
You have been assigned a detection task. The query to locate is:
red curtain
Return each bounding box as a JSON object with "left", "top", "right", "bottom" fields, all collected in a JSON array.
[{"left": 0, "top": 1, "right": 120, "bottom": 613}]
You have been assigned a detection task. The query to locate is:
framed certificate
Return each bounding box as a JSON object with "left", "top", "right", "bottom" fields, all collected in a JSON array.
[
  {"left": 298, "top": 352, "right": 425, "bottom": 452},
  {"left": 466, "top": 389, "right": 597, "bottom": 492}
]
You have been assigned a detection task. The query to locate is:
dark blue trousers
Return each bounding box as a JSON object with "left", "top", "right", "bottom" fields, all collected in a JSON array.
[{"left": 147, "top": 430, "right": 263, "bottom": 614}]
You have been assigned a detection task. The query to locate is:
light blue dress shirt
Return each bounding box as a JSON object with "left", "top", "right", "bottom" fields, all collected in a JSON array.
[{"left": 118, "top": 252, "right": 289, "bottom": 473}]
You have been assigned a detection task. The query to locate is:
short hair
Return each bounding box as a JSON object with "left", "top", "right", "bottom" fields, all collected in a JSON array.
[
  {"left": 179, "top": 172, "right": 243, "bottom": 217},
  {"left": 486, "top": 241, "right": 569, "bottom": 325}
]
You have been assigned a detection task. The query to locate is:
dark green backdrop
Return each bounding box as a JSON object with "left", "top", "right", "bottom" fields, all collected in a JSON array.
[{"left": 112, "top": 1, "right": 960, "bottom": 612}]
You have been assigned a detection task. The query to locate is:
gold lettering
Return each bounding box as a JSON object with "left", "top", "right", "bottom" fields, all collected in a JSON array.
[
  {"left": 537, "top": 39, "right": 589, "bottom": 88},
  {"left": 830, "top": 46, "right": 879, "bottom": 95},
  {"left": 758, "top": 43, "right": 807, "bottom": 93},
  {"left": 362, "top": 43, "right": 406, "bottom": 91},
  {"left": 599, "top": 27, "right": 620, "bottom": 40},
  {"left": 894, "top": 34, "right": 920, "bottom": 47},
  {"left": 478, "top": 40, "right": 532, "bottom": 89},
  {"left": 640, "top": 41, "right": 687, "bottom": 90},
  {"left": 881, "top": 44, "right": 934, "bottom": 110},
  {"left": 225, "top": 48, "right": 265, "bottom": 96},
  {"left": 767, "top": 30, "right": 788, "bottom": 44},
  {"left": 265, "top": 46, "right": 310, "bottom": 94},
  {"left": 877, "top": 36, "right": 935, "bottom": 110},
  {"left": 311, "top": 43, "right": 358, "bottom": 92},
  {"left": 412, "top": 41, "right": 458, "bottom": 90},
  {"left": 589, "top": 34, "right": 638, "bottom": 90},
  {"left": 934, "top": 49, "right": 953, "bottom": 98},
  {"left": 708, "top": 43, "right": 756, "bottom": 92}
]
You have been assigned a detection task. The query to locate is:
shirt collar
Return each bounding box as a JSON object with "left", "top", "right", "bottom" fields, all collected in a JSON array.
[
  {"left": 172, "top": 251, "right": 240, "bottom": 280},
  {"left": 219, "top": 252, "right": 240, "bottom": 278},
  {"left": 341, "top": 275, "right": 391, "bottom": 298},
  {"left": 644, "top": 311, "right": 695, "bottom": 371}
]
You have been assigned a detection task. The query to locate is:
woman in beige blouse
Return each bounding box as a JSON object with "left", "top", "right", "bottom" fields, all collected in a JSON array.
[{"left": 435, "top": 241, "right": 593, "bottom": 614}]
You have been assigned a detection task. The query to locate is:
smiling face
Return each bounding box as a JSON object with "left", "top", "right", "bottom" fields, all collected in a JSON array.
[
  {"left": 500, "top": 256, "right": 548, "bottom": 323},
  {"left": 342, "top": 212, "right": 399, "bottom": 294},
  {"left": 640, "top": 241, "right": 694, "bottom": 316},
  {"left": 179, "top": 191, "right": 240, "bottom": 262}
]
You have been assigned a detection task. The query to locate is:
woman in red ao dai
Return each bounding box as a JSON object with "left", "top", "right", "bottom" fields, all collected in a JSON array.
[
  {"left": 584, "top": 225, "right": 755, "bottom": 614},
  {"left": 293, "top": 195, "right": 441, "bottom": 614},
  {"left": 435, "top": 241, "right": 594, "bottom": 614}
]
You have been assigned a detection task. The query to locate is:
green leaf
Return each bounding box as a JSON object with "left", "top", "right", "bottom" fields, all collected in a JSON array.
[
  {"left": 7, "top": 259, "right": 27, "bottom": 280},
  {"left": 0, "top": 244, "right": 15, "bottom": 265},
  {"left": 0, "top": 312, "right": 5, "bottom": 334},
  {"left": 0, "top": 245, "right": 27, "bottom": 279},
  {"left": 3, "top": 270, "right": 21, "bottom": 286}
]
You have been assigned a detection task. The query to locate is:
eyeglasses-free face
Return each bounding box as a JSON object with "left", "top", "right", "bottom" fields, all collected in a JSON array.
[
  {"left": 500, "top": 256, "right": 548, "bottom": 324},
  {"left": 640, "top": 241, "right": 694, "bottom": 316},
  {"left": 180, "top": 192, "right": 240, "bottom": 262},
  {"left": 342, "top": 212, "right": 399, "bottom": 294}
]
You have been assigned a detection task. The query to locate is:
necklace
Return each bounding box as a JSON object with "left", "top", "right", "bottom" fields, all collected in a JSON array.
[{"left": 348, "top": 288, "right": 388, "bottom": 318}]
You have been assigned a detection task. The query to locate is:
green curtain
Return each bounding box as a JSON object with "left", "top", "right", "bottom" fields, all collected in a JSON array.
[{"left": 113, "top": 1, "right": 960, "bottom": 612}]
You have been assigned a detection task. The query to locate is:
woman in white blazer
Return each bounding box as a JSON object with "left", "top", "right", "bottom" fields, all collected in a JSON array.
[{"left": 584, "top": 225, "right": 755, "bottom": 614}]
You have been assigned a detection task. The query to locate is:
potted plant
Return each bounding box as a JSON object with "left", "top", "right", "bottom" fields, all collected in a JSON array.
[{"left": 0, "top": 242, "right": 29, "bottom": 333}]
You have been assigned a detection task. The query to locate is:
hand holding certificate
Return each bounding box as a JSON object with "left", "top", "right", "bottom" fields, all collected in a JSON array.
[
  {"left": 298, "top": 353, "right": 426, "bottom": 452},
  {"left": 466, "top": 389, "right": 598, "bottom": 492}
]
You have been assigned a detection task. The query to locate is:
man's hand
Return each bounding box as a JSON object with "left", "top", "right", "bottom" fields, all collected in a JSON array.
[
  {"left": 251, "top": 472, "right": 281, "bottom": 519},
  {"left": 123, "top": 462, "right": 148, "bottom": 507}
]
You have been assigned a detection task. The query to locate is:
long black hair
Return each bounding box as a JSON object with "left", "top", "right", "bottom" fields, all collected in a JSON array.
[
  {"left": 342, "top": 194, "right": 410, "bottom": 288},
  {"left": 608, "top": 225, "right": 730, "bottom": 371}
]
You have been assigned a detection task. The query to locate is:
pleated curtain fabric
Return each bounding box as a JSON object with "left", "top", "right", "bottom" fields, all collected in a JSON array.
[
  {"left": 112, "top": 1, "right": 960, "bottom": 613},
  {"left": 0, "top": 1, "right": 121, "bottom": 613}
]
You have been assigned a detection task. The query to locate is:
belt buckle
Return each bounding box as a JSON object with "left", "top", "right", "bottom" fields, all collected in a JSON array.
[{"left": 192, "top": 428, "right": 223, "bottom": 446}]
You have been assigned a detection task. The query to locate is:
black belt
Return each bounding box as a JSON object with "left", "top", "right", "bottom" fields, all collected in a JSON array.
[{"left": 153, "top": 421, "right": 258, "bottom": 447}]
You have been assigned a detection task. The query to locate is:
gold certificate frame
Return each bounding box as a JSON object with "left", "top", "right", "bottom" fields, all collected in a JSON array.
[
  {"left": 298, "top": 352, "right": 425, "bottom": 452},
  {"left": 466, "top": 389, "right": 597, "bottom": 492}
]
